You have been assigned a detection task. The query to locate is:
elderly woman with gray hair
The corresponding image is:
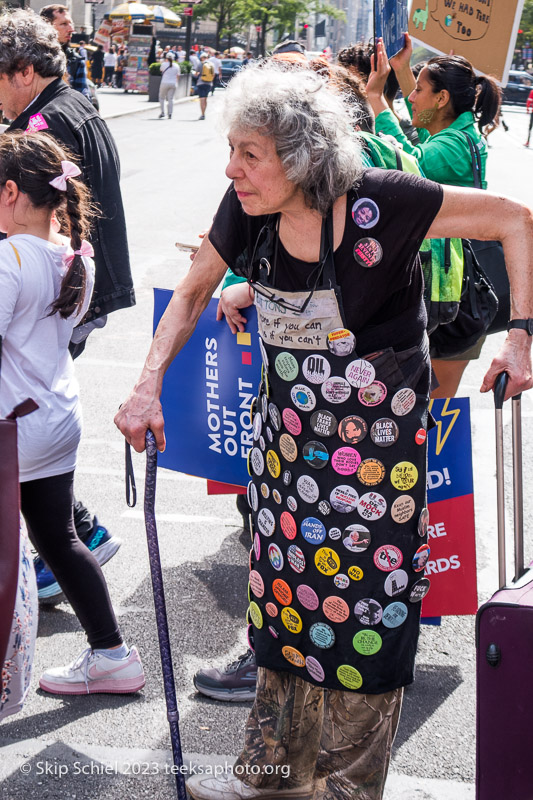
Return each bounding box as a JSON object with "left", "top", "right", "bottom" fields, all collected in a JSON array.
[{"left": 117, "top": 62, "right": 533, "bottom": 800}]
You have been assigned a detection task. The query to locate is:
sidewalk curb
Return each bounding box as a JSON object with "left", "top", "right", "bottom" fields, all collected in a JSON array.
[{"left": 101, "top": 94, "right": 196, "bottom": 121}]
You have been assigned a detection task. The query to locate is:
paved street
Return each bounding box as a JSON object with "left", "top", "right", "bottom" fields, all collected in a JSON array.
[{"left": 1, "top": 88, "right": 533, "bottom": 800}]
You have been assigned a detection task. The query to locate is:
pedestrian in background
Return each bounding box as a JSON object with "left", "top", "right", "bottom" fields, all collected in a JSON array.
[
  {"left": 40, "top": 3, "right": 90, "bottom": 100},
  {"left": 90, "top": 44, "right": 104, "bottom": 86},
  {"left": 196, "top": 52, "right": 214, "bottom": 119},
  {"left": 158, "top": 53, "right": 180, "bottom": 119},
  {"left": 209, "top": 49, "right": 222, "bottom": 95},
  {"left": 103, "top": 45, "right": 117, "bottom": 86},
  {"left": 0, "top": 130, "right": 145, "bottom": 696},
  {"left": 115, "top": 45, "right": 127, "bottom": 90},
  {"left": 525, "top": 85, "right": 533, "bottom": 147}
]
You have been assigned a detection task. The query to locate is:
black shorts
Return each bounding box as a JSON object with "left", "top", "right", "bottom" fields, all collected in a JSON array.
[{"left": 196, "top": 82, "right": 211, "bottom": 98}]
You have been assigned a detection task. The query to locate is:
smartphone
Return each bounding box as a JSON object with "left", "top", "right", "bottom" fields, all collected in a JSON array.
[{"left": 175, "top": 241, "right": 200, "bottom": 253}]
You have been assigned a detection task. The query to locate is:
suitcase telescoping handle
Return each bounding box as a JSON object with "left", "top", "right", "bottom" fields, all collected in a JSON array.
[{"left": 494, "top": 372, "right": 525, "bottom": 588}]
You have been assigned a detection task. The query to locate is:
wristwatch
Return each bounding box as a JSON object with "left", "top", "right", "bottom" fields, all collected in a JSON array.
[{"left": 507, "top": 319, "right": 533, "bottom": 335}]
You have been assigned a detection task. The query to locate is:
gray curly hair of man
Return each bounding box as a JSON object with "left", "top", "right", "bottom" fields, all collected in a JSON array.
[
  {"left": 222, "top": 61, "right": 364, "bottom": 216},
  {"left": 0, "top": 9, "right": 66, "bottom": 79}
]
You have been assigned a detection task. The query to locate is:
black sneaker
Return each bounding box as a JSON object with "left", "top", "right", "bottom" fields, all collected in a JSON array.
[{"left": 193, "top": 649, "right": 257, "bottom": 701}]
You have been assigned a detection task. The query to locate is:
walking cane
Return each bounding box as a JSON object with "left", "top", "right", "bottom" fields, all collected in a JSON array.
[{"left": 125, "top": 431, "right": 187, "bottom": 800}]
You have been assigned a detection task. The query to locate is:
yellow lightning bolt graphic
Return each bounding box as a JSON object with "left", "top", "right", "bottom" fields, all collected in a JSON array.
[{"left": 429, "top": 398, "right": 461, "bottom": 456}]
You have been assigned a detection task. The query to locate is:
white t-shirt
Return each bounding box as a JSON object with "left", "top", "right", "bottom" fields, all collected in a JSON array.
[
  {"left": 104, "top": 52, "right": 117, "bottom": 68},
  {"left": 0, "top": 235, "right": 95, "bottom": 482},
  {"left": 209, "top": 56, "right": 222, "bottom": 76},
  {"left": 160, "top": 61, "right": 181, "bottom": 85},
  {"left": 176, "top": 49, "right": 186, "bottom": 62}
]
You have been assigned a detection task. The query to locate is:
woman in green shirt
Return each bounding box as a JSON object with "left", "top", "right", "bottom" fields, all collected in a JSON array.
[{"left": 367, "top": 35, "right": 501, "bottom": 397}]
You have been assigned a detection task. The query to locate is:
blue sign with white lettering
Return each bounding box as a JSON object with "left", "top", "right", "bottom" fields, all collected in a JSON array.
[
  {"left": 154, "top": 290, "right": 260, "bottom": 486},
  {"left": 374, "top": 0, "right": 408, "bottom": 57}
]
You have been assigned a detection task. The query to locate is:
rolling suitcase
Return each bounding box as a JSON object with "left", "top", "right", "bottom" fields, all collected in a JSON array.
[{"left": 476, "top": 373, "right": 533, "bottom": 800}]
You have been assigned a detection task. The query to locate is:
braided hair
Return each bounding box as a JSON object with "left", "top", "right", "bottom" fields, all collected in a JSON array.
[{"left": 0, "top": 130, "right": 95, "bottom": 318}]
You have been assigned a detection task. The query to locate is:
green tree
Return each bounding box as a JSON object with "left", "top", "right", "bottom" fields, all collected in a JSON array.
[{"left": 517, "top": 0, "right": 533, "bottom": 49}]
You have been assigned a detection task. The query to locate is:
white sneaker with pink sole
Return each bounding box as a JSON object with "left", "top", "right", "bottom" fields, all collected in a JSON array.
[{"left": 39, "top": 646, "right": 145, "bottom": 695}]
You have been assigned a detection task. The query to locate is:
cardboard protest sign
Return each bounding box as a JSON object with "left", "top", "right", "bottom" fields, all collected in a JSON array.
[
  {"left": 375, "top": 0, "right": 409, "bottom": 58},
  {"left": 408, "top": 0, "right": 526, "bottom": 84},
  {"left": 155, "top": 294, "right": 478, "bottom": 615}
]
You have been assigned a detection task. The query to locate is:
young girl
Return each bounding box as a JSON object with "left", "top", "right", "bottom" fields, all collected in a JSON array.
[{"left": 0, "top": 131, "right": 144, "bottom": 695}]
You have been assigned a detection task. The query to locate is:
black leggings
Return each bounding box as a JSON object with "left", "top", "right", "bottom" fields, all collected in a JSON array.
[{"left": 20, "top": 471, "right": 122, "bottom": 650}]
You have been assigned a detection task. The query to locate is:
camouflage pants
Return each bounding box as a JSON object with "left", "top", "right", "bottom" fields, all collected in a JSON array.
[{"left": 234, "top": 667, "right": 403, "bottom": 800}]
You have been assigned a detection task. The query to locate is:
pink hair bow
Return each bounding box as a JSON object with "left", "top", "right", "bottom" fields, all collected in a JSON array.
[
  {"left": 49, "top": 160, "right": 82, "bottom": 191},
  {"left": 63, "top": 240, "right": 94, "bottom": 268}
]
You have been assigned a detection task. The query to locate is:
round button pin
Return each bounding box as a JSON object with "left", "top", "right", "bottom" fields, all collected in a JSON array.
[
  {"left": 321, "top": 377, "right": 352, "bottom": 404},
  {"left": 409, "top": 578, "right": 431, "bottom": 603},
  {"left": 348, "top": 565, "right": 364, "bottom": 581},
  {"left": 331, "top": 447, "right": 361, "bottom": 476},
  {"left": 390, "top": 462, "right": 418, "bottom": 492},
  {"left": 358, "top": 491, "right": 387, "bottom": 521},
  {"left": 275, "top": 351, "right": 299, "bottom": 382},
  {"left": 287, "top": 495, "right": 298, "bottom": 512},
  {"left": 334, "top": 573, "right": 350, "bottom": 589},
  {"left": 254, "top": 532, "right": 261, "bottom": 560},
  {"left": 384, "top": 569, "right": 409, "bottom": 597},
  {"left": 249, "top": 570, "right": 264, "bottom": 598},
  {"left": 303, "top": 441, "right": 330, "bottom": 470},
  {"left": 258, "top": 336, "right": 269, "bottom": 370},
  {"left": 391, "top": 495, "right": 415, "bottom": 524},
  {"left": 343, "top": 523, "right": 371, "bottom": 553},
  {"left": 290, "top": 384, "right": 316, "bottom": 412},
  {"left": 330, "top": 484, "right": 359, "bottom": 514},
  {"left": 306, "top": 656, "right": 325, "bottom": 683},
  {"left": 318, "top": 500, "right": 331, "bottom": 516},
  {"left": 358, "top": 381, "right": 387, "bottom": 407},
  {"left": 266, "top": 449, "right": 281, "bottom": 479},
  {"left": 301, "top": 517, "right": 327, "bottom": 545},
  {"left": 391, "top": 387, "right": 416, "bottom": 417},
  {"left": 282, "top": 470, "right": 292, "bottom": 487},
  {"left": 259, "top": 435, "right": 266, "bottom": 452},
  {"left": 353, "top": 237, "right": 383, "bottom": 269},
  {"left": 248, "top": 601, "right": 263, "bottom": 629},
  {"left": 266, "top": 427, "right": 274, "bottom": 443},
  {"left": 370, "top": 418, "right": 399, "bottom": 448},
  {"left": 353, "top": 629, "right": 383, "bottom": 656},
  {"left": 351, "top": 197, "right": 380, "bottom": 229},
  {"left": 279, "top": 434, "right": 298, "bottom": 463},
  {"left": 374, "top": 544, "right": 403, "bottom": 572},
  {"left": 268, "top": 543, "right": 284, "bottom": 571},
  {"left": 268, "top": 403, "right": 282, "bottom": 432},
  {"left": 354, "top": 598, "right": 383, "bottom": 626},
  {"left": 413, "top": 544, "right": 430, "bottom": 572},
  {"left": 338, "top": 415, "right": 368, "bottom": 444},
  {"left": 281, "top": 606, "right": 303, "bottom": 634},
  {"left": 297, "top": 474, "right": 320, "bottom": 504},
  {"left": 257, "top": 507, "right": 275, "bottom": 537},
  {"left": 315, "top": 547, "right": 340, "bottom": 576},
  {"left": 418, "top": 507, "right": 430, "bottom": 538},
  {"left": 272, "top": 578, "right": 292, "bottom": 606},
  {"left": 328, "top": 526, "right": 342, "bottom": 541},
  {"left": 250, "top": 447, "right": 264, "bottom": 477},
  {"left": 327, "top": 328, "right": 356, "bottom": 357},
  {"left": 253, "top": 412, "right": 262, "bottom": 441},
  {"left": 261, "top": 393, "right": 268, "bottom": 422},
  {"left": 287, "top": 545, "right": 306, "bottom": 574},
  {"left": 309, "top": 622, "right": 336, "bottom": 649},
  {"left": 282, "top": 408, "right": 302, "bottom": 436},
  {"left": 282, "top": 646, "right": 305, "bottom": 668},
  {"left": 265, "top": 601, "right": 278, "bottom": 617},
  {"left": 323, "top": 595, "right": 350, "bottom": 623},
  {"left": 337, "top": 664, "right": 363, "bottom": 690},
  {"left": 247, "top": 481, "right": 258, "bottom": 512},
  {"left": 382, "top": 602, "right": 408, "bottom": 629},
  {"left": 357, "top": 458, "right": 386, "bottom": 487},
  {"left": 280, "top": 511, "right": 297, "bottom": 540},
  {"left": 296, "top": 584, "right": 319, "bottom": 611},
  {"left": 415, "top": 428, "right": 427, "bottom": 445},
  {"left": 345, "top": 359, "right": 375, "bottom": 389},
  {"left": 310, "top": 409, "right": 338, "bottom": 438},
  {"left": 302, "top": 354, "right": 332, "bottom": 385},
  {"left": 272, "top": 489, "right": 282, "bottom": 505}
]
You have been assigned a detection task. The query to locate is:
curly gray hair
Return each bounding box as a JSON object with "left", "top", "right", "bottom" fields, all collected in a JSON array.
[
  {"left": 0, "top": 9, "right": 65, "bottom": 79},
  {"left": 222, "top": 61, "right": 364, "bottom": 216}
]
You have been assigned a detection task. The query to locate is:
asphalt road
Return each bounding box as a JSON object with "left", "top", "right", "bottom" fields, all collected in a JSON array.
[{"left": 1, "top": 93, "right": 532, "bottom": 800}]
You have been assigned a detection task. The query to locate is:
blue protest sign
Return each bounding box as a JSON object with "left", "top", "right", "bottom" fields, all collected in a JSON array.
[
  {"left": 426, "top": 397, "right": 473, "bottom": 503},
  {"left": 154, "top": 290, "right": 260, "bottom": 486},
  {"left": 374, "top": 0, "right": 408, "bottom": 57}
]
